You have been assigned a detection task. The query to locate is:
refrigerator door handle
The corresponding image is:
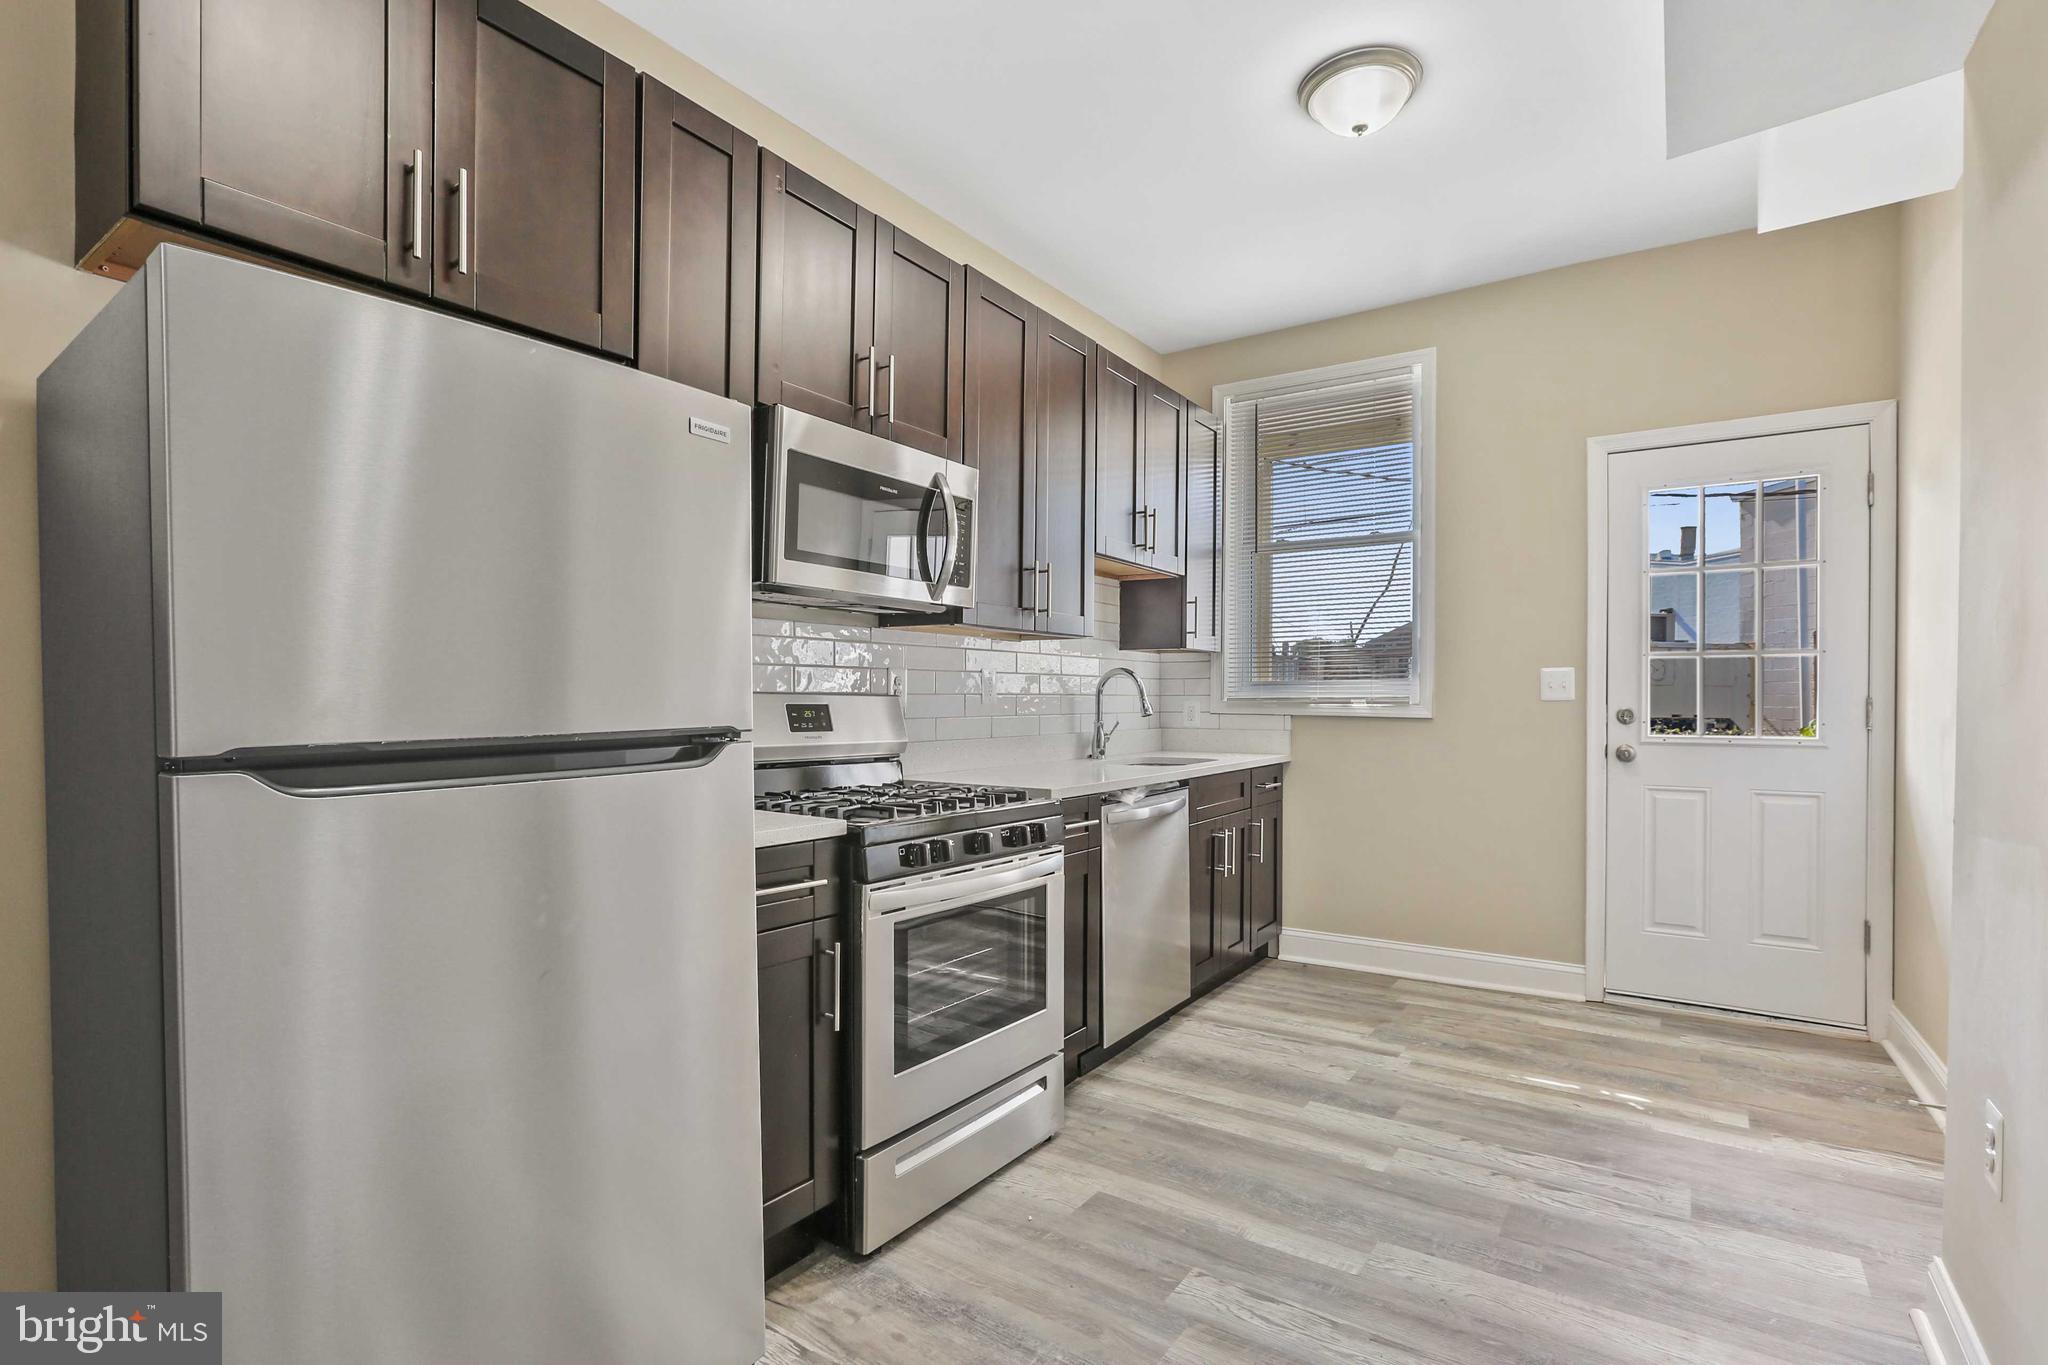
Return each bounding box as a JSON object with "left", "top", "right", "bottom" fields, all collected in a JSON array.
[{"left": 218, "top": 729, "right": 744, "bottom": 797}]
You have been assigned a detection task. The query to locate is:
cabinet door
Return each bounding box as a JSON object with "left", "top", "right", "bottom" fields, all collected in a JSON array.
[
  {"left": 1036, "top": 317, "right": 1097, "bottom": 638},
  {"left": 960, "top": 270, "right": 1040, "bottom": 634},
  {"left": 434, "top": 0, "right": 636, "bottom": 355},
  {"left": 638, "top": 77, "right": 757, "bottom": 401},
  {"left": 133, "top": 0, "right": 435, "bottom": 291},
  {"left": 1248, "top": 805, "right": 1281, "bottom": 947},
  {"left": 1062, "top": 845, "right": 1103, "bottom": 1079},
  {"left": 757, "top": 917, "right": 842, "bottom": 1238},
  {"left": 872, "top": 223, "right": 966, "bottom": 458},
  {"left": 1189, "top": 815, "right": 1225, "bottom": 990},
  {"left": 1184, "top": 406, "right": 1223, "bottom": 651},
  {"left": 1218, "top": 814, "right": 1253, "bottom": 974},
  {"left": 1096, "top": 349, "right": 1148, "bottom": 563},
  {"left": 1143, "top": 382, "right": 1188, "bottom": 574},
  {"left": 758, "top": 154, "right": 876, "bottom": 428}
]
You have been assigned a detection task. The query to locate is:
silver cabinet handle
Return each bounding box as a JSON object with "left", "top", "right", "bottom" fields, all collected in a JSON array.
[
  {"left": 453, "top": 167, "right": 470, "bottom": 275},
  {"left": 755, "top": 876, "right": 829, "bottom": 899},
  {"left": 824, "top": 942, "right": 843, "bottom": 1032},
  {"left": 1250, "top": 818, "right": 1266, "bottom": 863},
  {"left": 886, "top": 354, "right": 896, "bottom": 421},
  {"left": 1021, "top": 565, "right": 1039, "bottom": 611},
  {"left": 1615, "top": 744, "right": 1638, "bottom": 763},
  {"left": 1257, "top": 780, "right": 1283, "bottom": 791},
  {"left": 1063, "top": 819, "right": 1099, "bottom": 835},
  {"left": 1131, "top": 507, "right": 1146, "bottom": 551},
  {"left": 863, "top": 345, "right": 877, "bottom": 414},
  {"left": 1037, "top": 562, "right": 1050, "bottom": 613},
  {"left": 1145, "top": 507, "right": 1157, "bottom": 552},
  {"left": 1210, "top": 829, "right": 1227, "bottom": 874},
  {"left": 406, "top": 149, "right": 424, "bottom": 259}
]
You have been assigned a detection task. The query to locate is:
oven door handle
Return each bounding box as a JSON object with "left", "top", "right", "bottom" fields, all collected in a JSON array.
[{"left": 865, "top": 849, "right": 1063, "bottom": 919}]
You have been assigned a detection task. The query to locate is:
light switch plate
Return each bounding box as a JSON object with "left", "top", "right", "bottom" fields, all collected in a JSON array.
[
  {"left": 1985, "top": 1098, "right": 2005, "bottom": 1199},
  {"left": 1539, "top": 667, "right": 1576, "bottom": 702},
  {"left": 1180, "top": 699, "right": 1203, "bottom": 727}
]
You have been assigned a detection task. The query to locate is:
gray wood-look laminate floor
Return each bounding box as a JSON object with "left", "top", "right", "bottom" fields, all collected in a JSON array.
[{"left": 766, "top": 962, "right": 1943, "bottom": 1365}]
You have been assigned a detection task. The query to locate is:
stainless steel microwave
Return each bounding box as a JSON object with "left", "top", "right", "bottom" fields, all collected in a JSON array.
[{"left": 754, "top": 406, "right": 977, "bottom": 614}]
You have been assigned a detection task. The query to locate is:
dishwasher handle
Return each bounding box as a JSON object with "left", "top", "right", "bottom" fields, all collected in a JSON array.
[{"left": 1104, "top": 788, "right": 1189, "bottom": 824}]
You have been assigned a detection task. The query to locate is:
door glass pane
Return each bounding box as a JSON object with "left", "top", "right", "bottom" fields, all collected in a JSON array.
[
  {"left": 1648, "top": 574, "right": 1698, "bottom": 649},
  {"left": 1762, "top": 567, "right": 1818, "bottom": 649},
  {"left": 895, "top": 889, "right": 1046, "bottom": 1073},
  {"left": 1649, "top": 657, "right": 1697, "bottom": 735},
  {"left": 1703, "top": 483, "right": 1759, "bottom": 562},
  {"left": 1761, "top": 477, "right": 1818, "bottom": 561},
  {"left": 1702, "top": 657, "right": 1756, "bottom": 735},
  {"left": 1702, "top": 569, "right": 1757, "bottom": 650},
  {"left": 1761, "top": 656, "right": 1818, "bottom": 737},
  {"left": 1648, "top": 488, "right": 1701, "bottom": 565}
]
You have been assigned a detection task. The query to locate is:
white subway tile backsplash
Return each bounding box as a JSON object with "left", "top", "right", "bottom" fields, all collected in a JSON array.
[{"left": 935, "top": 715, "right": 992, "bottom": 741}]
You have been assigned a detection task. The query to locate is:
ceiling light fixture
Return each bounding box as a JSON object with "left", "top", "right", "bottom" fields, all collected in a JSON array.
[{"left": 1297, "top": 46, "right": 1423, "bottom": 138}]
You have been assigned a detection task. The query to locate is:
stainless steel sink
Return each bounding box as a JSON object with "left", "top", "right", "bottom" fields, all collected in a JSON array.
[{"left": 1120, "top": 757, "right": 1206, "bottom": 767}]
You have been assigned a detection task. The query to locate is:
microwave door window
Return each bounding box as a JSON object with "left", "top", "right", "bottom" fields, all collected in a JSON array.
[
  {"left": 786, "top": 449, "right": 925, "bottom": 583},
  {"left": 895, "top": 890, "right": 1047, "bottom": 1073}
]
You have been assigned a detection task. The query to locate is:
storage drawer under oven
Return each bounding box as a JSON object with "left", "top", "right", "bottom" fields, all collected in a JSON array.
[{"left": 851, "top": 1055, "right": 1062, "bottom": 1254}]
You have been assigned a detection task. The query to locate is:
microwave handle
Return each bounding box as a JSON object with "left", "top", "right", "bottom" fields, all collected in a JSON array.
[{"left": 921, "top": 471, "right": 959, "bottom": 602}]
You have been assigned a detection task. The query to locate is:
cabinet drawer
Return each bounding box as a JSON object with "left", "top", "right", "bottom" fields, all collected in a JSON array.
[
  {"left": 1251, "top": 764, "right": 1288, "bottom": 807},
  {"left": 755, "top": 840, "right": 839, "bottom": 932},
  {"left": 1189, "top": 769, "right": 1251, "bottom": 819},
  {"left": 1061, "top": 795, "right": 1102, "bottom": 852}
]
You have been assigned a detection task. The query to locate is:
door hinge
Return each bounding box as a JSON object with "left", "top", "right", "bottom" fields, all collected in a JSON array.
[
  {"left": 1865, "top": 695, "right": 1874, "bottom": 731},
  {"left": 1864, "top": 921, "right": 1872, "bottom": 955},
  {"left": 1867, "top": 471, "right": 1876, "bottom": 507}
]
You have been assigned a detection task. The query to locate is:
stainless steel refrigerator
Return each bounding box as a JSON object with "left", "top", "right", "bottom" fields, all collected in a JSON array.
[{"left": 38, "top": 247, "right": 765, "bottom": 1364}]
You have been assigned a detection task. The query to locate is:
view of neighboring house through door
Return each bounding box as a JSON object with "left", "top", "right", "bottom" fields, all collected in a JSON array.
[{"left": 1588, "top": 408, "right": 1893, "bottom": 1028}]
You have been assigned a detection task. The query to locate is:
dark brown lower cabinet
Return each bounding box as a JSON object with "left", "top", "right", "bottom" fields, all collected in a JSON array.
[
  {"left": 1248, "top": 803, "right": 1281, "bottom": 949},
  {"left": 1062, "top": 833, "right": 1103, "bottom": 1080},
  {"left": 1190, "top": 811, "right": 1251, "bottom": 993},
  {"left": 755, "top": 842, "right": 843, "bottom": 1261}
]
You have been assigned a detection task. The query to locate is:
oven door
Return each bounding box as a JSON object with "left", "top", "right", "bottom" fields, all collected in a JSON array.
[
  {"left": 858, "top": 849, "right": 1063, "bottom": 1147},
  {"left": 761, "top": 406, "right": 977, "bottom": 612}
]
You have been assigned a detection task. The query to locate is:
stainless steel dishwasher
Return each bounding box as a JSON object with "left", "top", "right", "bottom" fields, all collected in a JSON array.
[{"left": 1100, "top": 785, "right": 1192, "bottom": 1046}]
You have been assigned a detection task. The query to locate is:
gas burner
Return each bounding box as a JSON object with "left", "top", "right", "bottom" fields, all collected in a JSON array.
[{"left": 753, "top": 779, "right": 1035, "bottom": 825}]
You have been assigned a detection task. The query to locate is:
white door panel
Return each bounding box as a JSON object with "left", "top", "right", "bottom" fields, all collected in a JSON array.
[{"left": 1604, "top": 425, "right": 1869, "bottom": 1025}]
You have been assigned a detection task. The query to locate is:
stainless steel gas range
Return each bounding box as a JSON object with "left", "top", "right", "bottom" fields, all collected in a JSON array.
[{"left": 754, "top": 695, "right": 1065, "bottom": 1253}]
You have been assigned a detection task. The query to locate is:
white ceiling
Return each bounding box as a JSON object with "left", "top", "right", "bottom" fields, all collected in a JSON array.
[{"left": 613, "top": 0, "right": 1761, "bottom": 354}]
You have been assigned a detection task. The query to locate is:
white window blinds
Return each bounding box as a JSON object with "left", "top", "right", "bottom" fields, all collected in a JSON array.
[{"left": 1222, "top": 354, "right": 1432, "bottom": 710}]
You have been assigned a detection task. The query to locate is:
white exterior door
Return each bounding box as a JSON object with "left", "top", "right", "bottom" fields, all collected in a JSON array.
[{"left": 1603, "top": 425, "right": 1870, "bottom": 1026}]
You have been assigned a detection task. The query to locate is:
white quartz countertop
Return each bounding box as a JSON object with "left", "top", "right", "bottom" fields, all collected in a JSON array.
[
  {"left": 753, "top": 810, "right": 849, "bottom": 849},
  {"left": 922, "top": 751, "right": 1286, "bottom": 801}
]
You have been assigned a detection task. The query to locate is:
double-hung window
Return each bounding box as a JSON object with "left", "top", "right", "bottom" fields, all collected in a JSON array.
[{"left": 1215, "top": 349, "right": 1435, "bottom": 716}]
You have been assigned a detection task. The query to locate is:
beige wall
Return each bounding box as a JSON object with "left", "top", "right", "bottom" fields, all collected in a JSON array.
[
  {"left": 1164, "top": 215, "right": 1902, "bottom": 965},
  {"left": 0, "top": 3, "right": 120, "bottom": 1290},
  {"left": 1942, "top": 0, "right": 2048, "bottom": 1352},
  {"left": 0, "top": 0, "right": 1166, "bottom": 1289},
  {"left": 1893, "top": 191, "right": 1961, "bottom": 1060}
]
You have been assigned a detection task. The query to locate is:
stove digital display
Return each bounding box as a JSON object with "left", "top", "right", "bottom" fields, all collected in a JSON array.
[{"left": 784, "top": 703, "right": 834, "bottom": 733}]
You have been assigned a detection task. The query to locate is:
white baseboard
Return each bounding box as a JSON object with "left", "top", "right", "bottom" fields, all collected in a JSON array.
[
  {"left": 1278, "top": 928, "right": 1586, "bottom": 1001},
  {"left": 1883, "top": 1003, "right": 1949, "bottom": 1132},
  {"left": 1923, "top": 1258, "right": 1988, "bottom": 1365}
]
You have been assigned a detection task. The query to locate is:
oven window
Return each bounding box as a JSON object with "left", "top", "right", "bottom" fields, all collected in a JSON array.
[
  {"left": 894, "top": 888, "right": 1047, "bottom": 1073},
  {"left": 784, "top": 449, "right": 939, "bottom": 583}
]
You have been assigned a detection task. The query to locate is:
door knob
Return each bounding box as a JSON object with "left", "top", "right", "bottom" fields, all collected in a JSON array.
[
  {"left": 1614, "top": 744, "right": 1637, "bottom": 763},
  {"left": 1615, "top": 707, "right": 1635, "bottom": 725}
]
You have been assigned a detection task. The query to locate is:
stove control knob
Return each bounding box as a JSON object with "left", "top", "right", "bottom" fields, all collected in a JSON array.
[
  {"left": 924, "top": 839, "right": 953, "bottom": 863},
  {"left": 1000, "top": 825, "right": 1028, "bottom": 848},
  {"left": 897, "top": 843, "right": 928, "bottom": 869},
  {"left": 1027, "top": 822, "right": 1048, "bottom": 844},
  {"left": 963, "top": 831, "right": 992, "bottom": 856}
]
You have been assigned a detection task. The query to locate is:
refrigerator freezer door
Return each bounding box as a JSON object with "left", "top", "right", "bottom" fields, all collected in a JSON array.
[
  {"left": 146, "top": 247, "right": 752, "bottom": 756},
  {"left": 164, "top": 747, "right": 763, "bottom": 1365}
]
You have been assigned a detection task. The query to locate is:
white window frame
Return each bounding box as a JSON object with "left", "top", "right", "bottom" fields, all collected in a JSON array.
[{"left": 1209, "top": 347, "right": 1437, "bottom": 719}]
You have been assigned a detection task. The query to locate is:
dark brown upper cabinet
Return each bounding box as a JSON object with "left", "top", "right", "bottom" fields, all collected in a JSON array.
[
  {"left": 75, "top": 0, "right": 436, "bottom": 292},
  {"left": 871, "top": 224, "right": 966, "bottom": 459},
  {"left": 1120, "top": 401, "right": 1219, "bottom": 651},
  {"left": 757, "top": 153, "right": 876, "bottom": 429},
  {"left": 960, "top": 270, "right": 1040, "bottom": 635},
  {"left": 434, "top": 0, "right": 636, "bottom": 356},
  {"left": 1095, "top": 349, "right": 1149, "bottom": 566},
  {"left": 1034, "top": 316, "right": 1098, "bottom": 637},
  {"left": 637, "top": 77, "right": 758, "bottom": 401},
  {"left": 1143, "top": 383, "right": 1188, "bottom": 576}
]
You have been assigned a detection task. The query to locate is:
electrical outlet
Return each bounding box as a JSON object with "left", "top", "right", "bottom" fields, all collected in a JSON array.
[
  {"left": 1539, "top": 667, "right": 1576, "bottom": 702},
  {"left": 1984, "top": 1099, "right": 2005, "bottom": 1199},
  {"left": 1180, "top": 699, "right": 1202, "bottom": 726}
]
